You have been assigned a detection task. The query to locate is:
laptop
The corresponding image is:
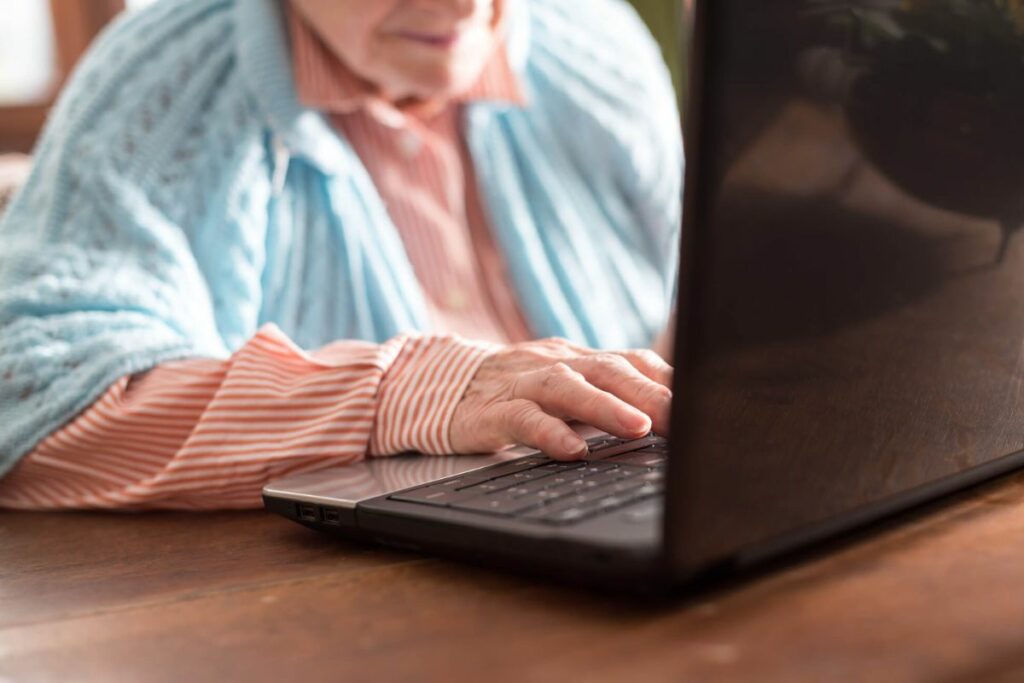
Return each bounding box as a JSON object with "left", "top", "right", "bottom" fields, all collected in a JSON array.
[{"left": 264, "top": 0, "right": 1024, "bottom": 589}]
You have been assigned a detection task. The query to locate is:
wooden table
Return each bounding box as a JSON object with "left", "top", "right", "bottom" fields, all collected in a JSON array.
[{"left": 3, "top": 468, "right": 1024, "bottom": 683}]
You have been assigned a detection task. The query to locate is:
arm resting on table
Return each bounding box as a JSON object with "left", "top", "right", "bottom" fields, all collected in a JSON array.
[{"left": 0, "top": 325, "right": 493, "bottom": 510}]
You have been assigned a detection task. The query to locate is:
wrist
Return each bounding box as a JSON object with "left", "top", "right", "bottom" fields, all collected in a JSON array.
[{"left": 369, "top": 335, "right": 499, "bottom": 456}]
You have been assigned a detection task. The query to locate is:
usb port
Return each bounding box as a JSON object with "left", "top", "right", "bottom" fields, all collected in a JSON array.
[
  {"left": 297, "top": 503, "right": 318, "bottom": 521},
  {"left": 321, "top": 507, "right": 341, "bottom": 525}
]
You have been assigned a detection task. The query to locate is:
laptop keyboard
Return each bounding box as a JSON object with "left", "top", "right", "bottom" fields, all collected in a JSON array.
[{"left": 389, "top": 435, "right": 667, "bottom": 525}]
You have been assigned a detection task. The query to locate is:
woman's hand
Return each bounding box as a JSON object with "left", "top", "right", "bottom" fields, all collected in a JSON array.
[{"left": 449, "top": 338, "right": 673, "bottom": 460}]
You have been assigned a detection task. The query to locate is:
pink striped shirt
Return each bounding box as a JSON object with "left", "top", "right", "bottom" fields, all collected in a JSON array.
[{"left": 0, "top": 2, "right": 530, "bottom": 510}]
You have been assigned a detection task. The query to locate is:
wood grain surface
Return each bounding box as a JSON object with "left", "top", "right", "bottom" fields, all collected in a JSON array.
[{"left": 3, "top": 469, "right": 1024, "bottom": 683}]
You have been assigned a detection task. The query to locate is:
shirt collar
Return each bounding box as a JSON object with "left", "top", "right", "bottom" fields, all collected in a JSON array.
[{"left": 286, "top": 1, "right": 526, "bottom": 125}]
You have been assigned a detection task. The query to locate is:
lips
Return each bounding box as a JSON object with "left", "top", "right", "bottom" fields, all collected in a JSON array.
[{"left": 394, "top": 30, "right": 462, "bottom": 49}]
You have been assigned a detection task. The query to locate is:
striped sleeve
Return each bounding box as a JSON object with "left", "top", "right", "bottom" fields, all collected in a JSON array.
[{"left": 0, "top": 325, "right": 495, "bottom": 510}]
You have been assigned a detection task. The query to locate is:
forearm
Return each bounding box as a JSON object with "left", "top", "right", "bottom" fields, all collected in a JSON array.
[{"left": 0, "top": 325, "right": 493, "bottom": 510}]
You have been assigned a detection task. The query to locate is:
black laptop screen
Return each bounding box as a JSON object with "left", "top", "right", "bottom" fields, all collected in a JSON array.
[{"left": 671, "top": 0, "right": 1024, "bottom": 567}]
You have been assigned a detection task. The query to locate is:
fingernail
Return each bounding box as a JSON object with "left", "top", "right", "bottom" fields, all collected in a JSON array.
[
  {"left": 619, "top": 412, "right": 651, "bottom": 435},
  {"left": 562, "top": 435, "right": 587, "bottom": 457}
]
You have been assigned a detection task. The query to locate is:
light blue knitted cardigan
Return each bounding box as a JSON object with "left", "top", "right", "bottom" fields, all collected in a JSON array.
[{"left": 0, "top": 0, "right": 682, "bottom": 477}]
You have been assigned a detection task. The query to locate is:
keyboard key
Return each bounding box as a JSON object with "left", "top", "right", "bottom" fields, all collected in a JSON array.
[
  {"left": 520, "top": 501, "right": 583, "bottom": 522},
  {"left": 580, "top": 462, "right": 619, "bottom": 476},
  {"left": 510, "top": 475, "right": 567, "bottom": 497},
  {"left": 546, "top": 478, "right": 589, "bottom": 496},
  {"left": 586, "top": 434, "right": 663, "bottom": 458},
  {"left": 586, "top": 434, "right": 654, "bottom": 450},
  {"left": 621, "top": 499, "right": 662, "bottom": 524},
  {"left": 507, "top": 469, "right": 549, "bottom": 482},
  {"left": 579, "top": 468, "right": 630, "bottom": 488},
  {"left": 584, "top": 436, "right": 623, "bottom": 452},
  {"left": 558, "top": 485, "right": 617, "bottom": 509},
  {"left": 452, "top": 492, "right": 544, "bottom": 516},
  {"left": 546, "top": 507, "right": 587, "bottom": 523},
  {"left": 607, "top": 450, "right": 667, "bottom": 468},
  {"left": 391, "top": 484, "right": 487, "bottom": 507},
  {"left": 465, "top": 468, "right": 558, "bottom": 494},
  {"left": 523, "top": 476, "right": 664, "bottom": 524},
  {"left": 605, "top": 480, "right": 647, "bottom": 495},
  {"left": 541, "top": 469, "right": 634, "bottom": 502},
  {"left": 448, "top": 460, "right": 549, "bottom": 491},
  {"left": 544, "top": 472, "right": 587, "bottom": 488},
  {"left": 505, "top": 486, "right": 533, "bottom": 498},
  {"left": 638, "top": 482, "right": 664, "bottom": 496},
  {"left": 595, "top": 494, "right": 630, "bottom": 509},
  {"left": 533, "top": 495, "right": 619, "bottom": 524},
  {"left": 535, "top": 461, "right": 586, "bottom": 474}
]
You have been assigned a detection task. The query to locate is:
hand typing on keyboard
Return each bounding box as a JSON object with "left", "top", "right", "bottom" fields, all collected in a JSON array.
[{"left": 449, "top": 338, "right": 672, "bottom": 461}]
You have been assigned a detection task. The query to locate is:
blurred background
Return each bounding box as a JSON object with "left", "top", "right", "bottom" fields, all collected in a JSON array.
[{"left": 0, "top": 0, "right": 684, "bottom": 155}]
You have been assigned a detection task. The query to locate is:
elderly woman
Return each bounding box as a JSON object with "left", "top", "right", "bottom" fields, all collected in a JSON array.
[{"left": 0, "top": 0, "right": 681, "bottom": 509}]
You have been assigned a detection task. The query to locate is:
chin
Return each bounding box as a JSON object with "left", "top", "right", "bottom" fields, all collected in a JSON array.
[
  {"left": 391, "top": 52, "right": 489, "bottom": 101},
  {"left": 403, "top": 72, "right": 472, "bottom": 100}
]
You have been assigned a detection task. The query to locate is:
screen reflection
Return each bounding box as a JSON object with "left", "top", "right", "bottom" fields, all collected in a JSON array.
[{"left": 672, "top": 0, "right": 1024, "bottom": 567}]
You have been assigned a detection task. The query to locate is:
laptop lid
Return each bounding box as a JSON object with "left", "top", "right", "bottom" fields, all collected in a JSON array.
[{"left": 668, "top": 0, "right": 1024, "bottom": 574}]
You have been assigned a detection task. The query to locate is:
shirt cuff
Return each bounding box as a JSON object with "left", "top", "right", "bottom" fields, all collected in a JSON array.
[{"left": 369, "top": 335, "right": 498, "bottom": 456}]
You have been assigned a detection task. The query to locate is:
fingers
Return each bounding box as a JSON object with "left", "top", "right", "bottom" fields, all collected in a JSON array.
[
  {"left": 615, "top": 348, "right": 674, "bottom": 389},
  {"left": 512, "top": 363, "right": 652, "bottom": 441},
  {"left": 562, "top": 356, "right": 670, "bottom": 435},
  {"left": 450, "top": 339, "right": 676, "bottom": 460},
  {"left": 565, "top": 353, "right": 673, "bottom": 435},
  {"left": 499, "top": 398, "right": 588, "bottom": 460},
  {"left": 533, "top": 337, "right": 593, "bottom": 356}
]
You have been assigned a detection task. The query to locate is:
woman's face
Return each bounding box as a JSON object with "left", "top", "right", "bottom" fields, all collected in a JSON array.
[{"left": 291, "top": 0, "right": 500, "bottom": 101}]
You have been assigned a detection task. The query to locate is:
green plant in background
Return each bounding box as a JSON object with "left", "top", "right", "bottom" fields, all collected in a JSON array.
[{"left": 626, "top": 0, "right": 684, "bottom": 103}]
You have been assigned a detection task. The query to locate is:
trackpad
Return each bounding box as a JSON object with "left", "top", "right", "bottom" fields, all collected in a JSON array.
[
  {"left": 263, "top": 447, "right": 536, "bottom": 508},
  {"left": 262, "top": 426, "right": 606, "bottom": 507}
]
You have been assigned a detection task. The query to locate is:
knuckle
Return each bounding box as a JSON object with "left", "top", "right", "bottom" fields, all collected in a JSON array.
[
  {"left": 547, "top": 361, "right": 577, "bottom": 381},
  {"left": 536, "top": 337, "right": 584, "bottom": 359},
  {"left": 536, "top": 362, "right": 577, "bottom": 395},
  {"left": 644, "top": 383, "right": 670, "bottom": 405},
  {"left": 515, "top": 348, "right": 556, "bottom": 368},
  {"left": 541, "top": 336, "right": 571, "bottom": 348},
  {"left": 551, "top": 360, "right": 574, "bottom": 373},
  {"left": 537, "top": 371, "right": 558, "bottom": 393},
  {"left": 546, "top": 363, "right": 586, "bottom": 398},
  {"left": 631, "top": 348, "right": 662, "bottom": 366},
  {"left": 595, "top": 352, "right": 631, "bottom": 372}
]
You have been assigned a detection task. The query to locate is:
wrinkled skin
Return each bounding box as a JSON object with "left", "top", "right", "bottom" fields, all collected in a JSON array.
[{"left": 450, "top": 339, "right": 673, "bottom": 460}]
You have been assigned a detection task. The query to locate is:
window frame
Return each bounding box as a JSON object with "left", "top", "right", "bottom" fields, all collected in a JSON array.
[{"left": 0, "top": 0, "right": 125, "bottom": 152}]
